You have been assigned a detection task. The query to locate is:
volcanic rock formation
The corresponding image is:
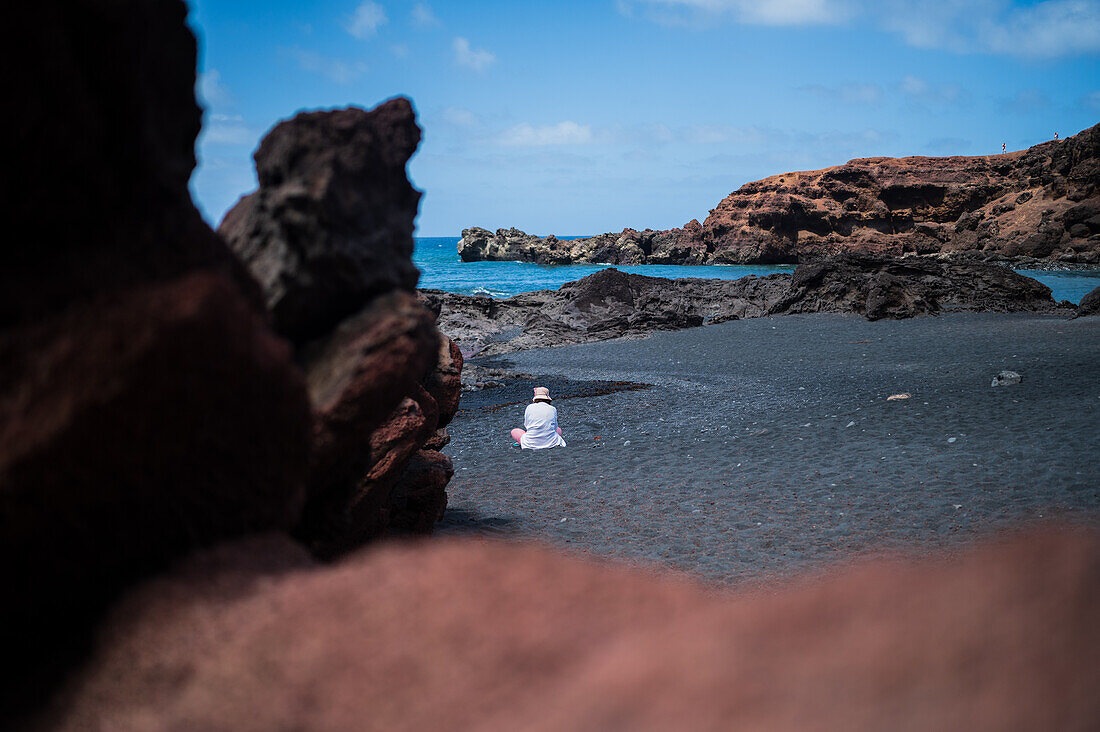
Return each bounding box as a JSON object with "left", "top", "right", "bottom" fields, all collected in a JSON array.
[
  {"left": 767, "top": 254, "right": 1063, "bottom": 320},
  {"left": 37, "top": 529, "right": 1100, "bottom": 731},
  {"left": 1075, "top": 285, "right": 1100, "bottom": 317},
  {"left": 2, "top": 0, "right": 311, "bottom": 715},
  {"left": 219, "top": 100, "right": 460, "bottom": 557},
  {"left": 459, "top": 124, "right": 1100, "bottom": 266},
  {"left": 426, "top": 258, "right": 1067, "bottom": 357}
]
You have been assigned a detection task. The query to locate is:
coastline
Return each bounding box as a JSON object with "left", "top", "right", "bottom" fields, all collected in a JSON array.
[{"left": 439, "top": 312, "right": 1100, "bottom": 587}]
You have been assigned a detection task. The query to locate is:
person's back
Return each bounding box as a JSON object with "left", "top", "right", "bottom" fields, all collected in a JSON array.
[{"left": 510, "top": 386, "right": 566, "bottom": 449}]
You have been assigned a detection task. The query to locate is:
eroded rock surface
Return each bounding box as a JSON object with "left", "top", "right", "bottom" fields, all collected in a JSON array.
[
  {"left": 40, "top": 528, "right": 1100, "bottom": 731},
  {"left": 427, "top": 258, "right": 1066, "bottom": 357},
  {"left": 220, "top": 100, "right": 459, "bottom": 555},
  {"left": 768, "top": 255, "right": 1062, "bottom": 320},
  {"left": 424, "top": 268, "right": 789, "bottom": 356},
  {"left": 1075, "top": 285, "right": 1100, "bottom": 317},
  {"left": 219, "top": 100, "right": 422, "bottom": 346},
  {"left": 459, "top": 124, "right": 1100, "bottom": 266}
]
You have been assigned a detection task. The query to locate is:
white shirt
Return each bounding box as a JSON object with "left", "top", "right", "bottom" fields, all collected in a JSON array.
[{"left": 521, "top": 401, "right": 566, "bottom": 449}]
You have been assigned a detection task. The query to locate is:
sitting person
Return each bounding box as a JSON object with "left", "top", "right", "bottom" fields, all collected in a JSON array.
[{"left": 510, "top": 386, "right": 566, "bottom": 449}]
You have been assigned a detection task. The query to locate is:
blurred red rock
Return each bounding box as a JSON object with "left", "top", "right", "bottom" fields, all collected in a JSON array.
[{"left": 39, "top": 528, "right": 1099, "bottom": 731}]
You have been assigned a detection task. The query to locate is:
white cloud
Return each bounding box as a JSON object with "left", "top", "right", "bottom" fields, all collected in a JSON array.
[
  {"left": 620, "top": 0, "right": 849, "bottom": 27},
  {"left": 500, "top": 121, "right": 594, "bottom": 146},
  {"left": 800, "top": 82, "right": 883, "bottom": 104},
  {"left": 877, "top": 0, "right": 1100, "bottom": 57},
  {"left": 980, "top": 0, "right": 1100, "bottom": 57},
  {"left": 203, "top": 114, "right": 254, "bottom": 145},
  {"left": 283, "top": 48, "right": 368, "bottom": 84},
  {"left": 682, "top": 125, "right": 778, "bottom": 145},
  {"left": 628, "top": 0, "right": 1100, "bottom": 58},
  {"left": 412, "top": 3, "right": 439, "bottom": 27},
  {"left": 345, "top": 1, "right": 387, "bottom": 38},
  {"left": 898, "top": 75, "right": 963, "bottom": 105},
  {"left": 443, "top": 107, "right": 481, "bottom": 127},
  {"left": 198, "top": 69, "right": 233, "bottom": 107},
  {"left": 453, "top": 37, "right": 496, "bottom": 71},
  {"left": 999, "top": 88, "right": 1052, "bottom": 113}
]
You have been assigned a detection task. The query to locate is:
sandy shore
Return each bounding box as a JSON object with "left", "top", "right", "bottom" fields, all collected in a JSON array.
[{"left": 438, "top": 313, "right": 1100, "bottom": 586}]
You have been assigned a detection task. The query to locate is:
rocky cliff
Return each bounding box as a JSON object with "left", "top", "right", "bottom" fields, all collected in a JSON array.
[
  {"left": 459, "top": 124, "right": 1100, "bottom": 266},
  {"left": 427, "top": 256, "right": 1068, "bottom": 358}
]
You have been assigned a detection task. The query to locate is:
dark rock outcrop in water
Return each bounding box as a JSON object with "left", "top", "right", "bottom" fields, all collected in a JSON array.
[
  {"left": 1075, "top": 285, "right": 1100, "bottom": 317},
  {"left": 768, "top": 255, "right": 1061, "bottom": 320},
  {"left": 220, "top": 100, "right": 459, "bottom": 557},
  {"left": 427, "top": 258, "right": 1066, "bottom": 357},
  {"left": 422, "top": 267, "right": 790, "bottom": 356},
  {"left": 219, "top": 101, "right": 422, "bottom": 347},
  {"left": 459, "top": 124, "right": 1100, "bottom": 266},
  {"left": 2, "top": 0, "right": 311, "bottom": 714},
  {"left": 38, "top": 529, "right": 1100, "bottom": 731}
]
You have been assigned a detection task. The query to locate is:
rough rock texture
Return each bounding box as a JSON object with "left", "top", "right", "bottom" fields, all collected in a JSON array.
[
  {"left": 2, "top": 0, "right": 311, "bottom": 716},
  {"left": 40, "top": 528, "right": 1100, "bottom": 731},
  {"left": 458, "top": 222, "right": 709, "bottom": 265},
  {"left": 424, "top": 268, "right": 789, "bottom": 357},
  {"left": 768, "top": 255, "right": 1062, "bottom": 320},
  {"left": 459, "top": 124, "right": 1100, "bottom": 266},
  {"left": 220, "top": 102, "right": 460, "bottom": 555},
  {"left": 219, "top": 100, "right": 422, "bottom": 346},
  {"left": 426, "top": 257, "right": 1066, "bottom": 357},
  {"left": 1075, "top": 285, "right": 1100, "bottom": 317}
]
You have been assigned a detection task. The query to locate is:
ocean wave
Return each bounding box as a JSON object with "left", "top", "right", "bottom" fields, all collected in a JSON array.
[{"left": 470, "top": 286, "right": 510, "bottom": 298}]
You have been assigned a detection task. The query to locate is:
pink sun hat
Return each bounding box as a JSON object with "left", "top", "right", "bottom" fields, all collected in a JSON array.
[{"left": 532, "top": 386, "right": 552, "bottom": 402}]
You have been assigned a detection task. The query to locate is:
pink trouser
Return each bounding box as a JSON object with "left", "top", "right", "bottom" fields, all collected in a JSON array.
[{"left": 511, "top": 427, "right": 561, "bottom": 443}]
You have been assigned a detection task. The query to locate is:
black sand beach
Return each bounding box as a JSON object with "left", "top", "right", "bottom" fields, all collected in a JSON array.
[{"left": 440, "top": 313, "right": 1100, "bottom": 586}]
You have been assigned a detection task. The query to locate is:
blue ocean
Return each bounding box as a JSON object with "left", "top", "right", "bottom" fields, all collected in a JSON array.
[{"left": 413, "top": 237, "right": 1100, "bottom": 305}]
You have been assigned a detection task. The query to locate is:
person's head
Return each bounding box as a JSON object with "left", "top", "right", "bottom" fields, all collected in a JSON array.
[{"left": 532, "top": 386, "right": 552, "bottom": 403}]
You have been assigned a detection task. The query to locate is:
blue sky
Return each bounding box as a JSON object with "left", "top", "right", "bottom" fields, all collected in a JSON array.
[{"left": 189, "top": 0, "right": 1100, "bottom": 236}]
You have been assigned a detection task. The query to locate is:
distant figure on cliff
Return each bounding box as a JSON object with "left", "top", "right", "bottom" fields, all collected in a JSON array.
[
  {"left": 1054, "top": 132, "right": 1059, "bottom": 141},
  {"left": 1002, "top": 142, "right": 1006, "bottom": 153},
  {"left": 511, "top": 387, "right": 566, "bottom": 449}
]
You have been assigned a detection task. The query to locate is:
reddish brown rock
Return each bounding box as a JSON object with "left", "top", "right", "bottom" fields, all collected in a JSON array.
[
  {"left": 311, "top": 385, "right": 441, "bottom": 556},
  {"left": 1, "top": 274, "right": 310, "bottom": 718},
  {"left": 217, "top": 94, "right": 459, "bottom": 554},
  {"left": 218, "top": 100, "right": 423, "bottom": 346},
  {"left": 459, "top": 124, "right": 1100, "bottom": 266},
  {"left": 41, "top": 527, "right": 1099, "bottom": 731},
  {"left": 2, "top": 0, "right": 312, "bottom": 716},
  {"left": 297, "top": 291, "right": 439, "bottom": 554},
  {"left": 422, "top": 335, "right": 464, "bottom": 427},
  {"left": 386, "top": 449, "right": 454, "bottom": 533}
]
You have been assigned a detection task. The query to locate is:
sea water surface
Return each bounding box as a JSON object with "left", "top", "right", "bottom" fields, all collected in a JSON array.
[{"left": 414, "top": 237, "right": 1100, "bottom": 304}]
